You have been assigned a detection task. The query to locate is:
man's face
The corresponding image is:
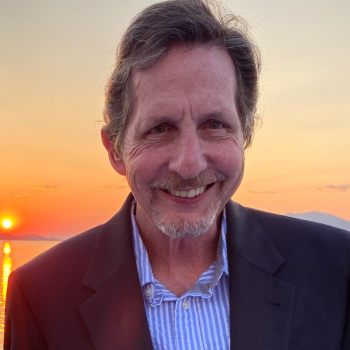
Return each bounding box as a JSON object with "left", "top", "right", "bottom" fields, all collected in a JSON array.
[{"left": 118, "top": 45, "right": 244, "bottom": 238}]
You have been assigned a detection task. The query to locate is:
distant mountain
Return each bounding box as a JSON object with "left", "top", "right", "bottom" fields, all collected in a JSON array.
[
  {"left": 286, "top": 212, "right": 350, "bottom": 232},
  {"left": 0, "top": 233, "right": 61, "bottom": 241}
]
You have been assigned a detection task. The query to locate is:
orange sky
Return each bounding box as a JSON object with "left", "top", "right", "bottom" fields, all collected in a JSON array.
[{"left": 1, "top": 0, "right": 349, "bottom": 238}]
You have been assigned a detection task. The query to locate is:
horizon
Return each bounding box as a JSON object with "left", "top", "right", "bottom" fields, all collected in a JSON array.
[{"left": 1, "top": 210, "right": 349, "bottom": 240}]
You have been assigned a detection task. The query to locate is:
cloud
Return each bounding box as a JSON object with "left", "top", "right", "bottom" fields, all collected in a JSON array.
[
  {"left": 248, "top": 190, "right": 278, "bottom": 195},
  {"left": 101, "top": 184, "right": 128, "bottom": 192},
  {"left": 14, "top": 194, "right": 40, "bottom": 198},
  {"left": 84, "top": 184, "right": 128, "bottom": 197},
  {"left": 15, "top": 186, "right": 59, "bottom": 197},
  {"left": 31, "top": 186, "right": 58, "bottom": 190},
  {"left": 317, "top": 185, "right": 350, "bottom": 193},
  {"left": 14, "top": 191, "right": 56, "bottom": 198},
  {"left": 247, "top": 185, "right": 316, "bottom": 195},
  {"left": 114, "top": 185, "right": 128, "bottom": 191}
]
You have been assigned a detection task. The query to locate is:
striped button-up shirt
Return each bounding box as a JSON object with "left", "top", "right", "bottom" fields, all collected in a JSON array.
[{"left": 131, "top": 202, "right": 230, "bottom": 350}]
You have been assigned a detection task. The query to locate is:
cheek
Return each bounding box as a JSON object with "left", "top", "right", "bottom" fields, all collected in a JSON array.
[
  {"left": 125, "top": 155, "right": 146, "bottom": 192},
  {"left": 123, "top": 143, "right": 145, "bottom": 190},
  {"left": 222, "top": 150, "right": 245, "bottom": 194},
  {"left": 210, "top": 140, "right": 244, "bottom": 172},
  {"left": 124, "top": 144, "right": 169, "bottom": 190}
]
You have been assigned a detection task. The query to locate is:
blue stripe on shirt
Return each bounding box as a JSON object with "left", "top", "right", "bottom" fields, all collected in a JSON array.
[{"left": 131, "top": 201, "right": 230, "bottom": 350}]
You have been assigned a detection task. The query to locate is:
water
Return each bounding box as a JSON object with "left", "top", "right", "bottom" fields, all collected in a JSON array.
[{"left": 0, "top": 240, "right": 60, "bottom": 348}]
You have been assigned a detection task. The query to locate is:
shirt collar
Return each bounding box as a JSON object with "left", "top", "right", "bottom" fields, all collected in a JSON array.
[{"left": 130, "top": 200, "right": 228, "bottom": 293}]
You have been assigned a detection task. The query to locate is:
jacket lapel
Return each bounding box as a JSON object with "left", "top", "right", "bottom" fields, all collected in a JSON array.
[
  {"left": 79, "top": 194, "right": 153, "bottom": 350},
  {"left": 226, "top": 201, "right": 295, "bottom": 350}
]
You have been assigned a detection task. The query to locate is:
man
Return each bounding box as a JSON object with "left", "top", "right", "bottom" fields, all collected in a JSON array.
[{"left": 5, "top": 0, "right": 350, "bottom": 349}]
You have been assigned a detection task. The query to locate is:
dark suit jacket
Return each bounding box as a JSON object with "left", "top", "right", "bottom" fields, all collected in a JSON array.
[{"left": 5, "top": 194, "right": 350, "bottom": 349}]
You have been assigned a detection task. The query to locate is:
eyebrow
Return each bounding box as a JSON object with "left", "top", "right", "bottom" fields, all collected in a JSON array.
[
  {"left": 197, "top": 111, "right": 227, "bottom": 123},
  {"left": 196, "top": 110, "right": 240, "bottom": 126},
  {"left": 136, "top": 109, "right": 238, "bottom": 131},
  {"left": 136, "top": 115, "right": 177, "bottom": 129}
]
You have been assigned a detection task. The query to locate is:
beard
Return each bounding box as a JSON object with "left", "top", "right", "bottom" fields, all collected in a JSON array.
[
  {"left": 148, "top": 172, "right": 227, "bottom": 239},
  {"left": 151, "top": 202, "right": 221, "bottom": 239}
]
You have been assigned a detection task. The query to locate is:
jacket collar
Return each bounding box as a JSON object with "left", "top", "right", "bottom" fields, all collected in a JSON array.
[
  {"left": 82, "top": 193, "right": 136, "bottom": 292},
  {"left": 226, "top": 200, "right": 284, "bottom": 275}
]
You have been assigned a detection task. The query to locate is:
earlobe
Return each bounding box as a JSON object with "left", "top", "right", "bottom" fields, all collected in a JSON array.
[{"left": 101, "top": 127, "right": 126, "bottom": 176}]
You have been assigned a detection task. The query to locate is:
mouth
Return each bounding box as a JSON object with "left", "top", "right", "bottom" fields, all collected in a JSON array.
[{"left": 161, "top": 183, "right": 214, "bottom": 198}]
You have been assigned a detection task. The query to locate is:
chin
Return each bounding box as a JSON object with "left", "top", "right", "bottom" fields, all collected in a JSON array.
[{"left": 151, "top": 204, "right": 221, "bottom": 240}]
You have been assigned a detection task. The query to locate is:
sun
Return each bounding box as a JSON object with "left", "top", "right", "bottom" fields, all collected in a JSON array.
[{"left": 2, "top": 219, "right": 12, "bottom": 229}]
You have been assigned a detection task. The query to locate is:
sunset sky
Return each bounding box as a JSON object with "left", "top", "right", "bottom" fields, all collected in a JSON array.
[{"left": 1, "top": 0, "right": 349, "bottom": 238}]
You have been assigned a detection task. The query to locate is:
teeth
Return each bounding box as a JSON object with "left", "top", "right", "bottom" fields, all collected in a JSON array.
[
  {"left": 187, "top": 189, "right": 196, "bottom": 198},
  {"left": 169, "top": 189, "right": 181, "bottom": 196},
  {"left": 180, "top": 190, "right": 187, "bottom": 197},
  {"left": 169, "top": 186, "right": 208, "bottom": 198}
]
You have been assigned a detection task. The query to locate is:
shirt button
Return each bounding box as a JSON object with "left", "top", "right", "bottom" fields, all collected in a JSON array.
[
  {"left": 182, "top": 299, "right": 190, "bottom": 310},
  {"left": 145, "top": 285, "right": 153, "bottom": 297}
]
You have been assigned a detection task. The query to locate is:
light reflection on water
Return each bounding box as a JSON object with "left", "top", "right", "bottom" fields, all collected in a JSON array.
[
  {"left": 0, "top": 242, "right": 12, "bottom": 348},
  {"left": 0, "top": 240, "right": 60, "bottom": 348}
]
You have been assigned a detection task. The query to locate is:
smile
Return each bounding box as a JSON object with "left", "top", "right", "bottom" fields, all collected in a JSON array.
[{"left": 163, "top": 185, "right": 213, "bottom": 198}]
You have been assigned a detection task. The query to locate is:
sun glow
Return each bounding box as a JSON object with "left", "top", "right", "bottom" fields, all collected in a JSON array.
[
  {"left": 3, "top": 242, "right": 11, "bottom": 255},
  {"left": 1, "top": 219, "right": 12, "bottom": 229},
  {"left": 2, "top": 242, "right": 12, "bottom": 303}
]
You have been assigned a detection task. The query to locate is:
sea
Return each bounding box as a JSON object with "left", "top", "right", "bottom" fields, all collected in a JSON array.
[{"left": 0, "top": 240, "right": 59, "bottom": 349}]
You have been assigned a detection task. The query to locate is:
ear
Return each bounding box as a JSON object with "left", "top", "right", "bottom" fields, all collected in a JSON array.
[{"left": 101, "top": 127, "right": 126, "bottom": 176}]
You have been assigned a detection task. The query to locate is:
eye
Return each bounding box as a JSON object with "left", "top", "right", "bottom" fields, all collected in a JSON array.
[
  {"left": 149, "top": 124, "right": 169, "bottom": 135},
  {"left": 207, "top": 121, "right": 225, "bottom": 129}
]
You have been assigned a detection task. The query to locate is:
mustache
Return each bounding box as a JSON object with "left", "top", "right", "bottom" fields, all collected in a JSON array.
[{"left": 149, "top": 172, "right": 227, "bottom": 191}]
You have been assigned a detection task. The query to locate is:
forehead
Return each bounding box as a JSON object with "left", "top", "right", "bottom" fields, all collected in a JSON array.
[{"left": 131, "top": 45, "right": 238, "bottom": 122}]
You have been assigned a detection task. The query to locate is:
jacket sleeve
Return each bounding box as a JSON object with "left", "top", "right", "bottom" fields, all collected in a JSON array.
[{"left": 4, "top": 272, "right": 47, "bottom": 350}]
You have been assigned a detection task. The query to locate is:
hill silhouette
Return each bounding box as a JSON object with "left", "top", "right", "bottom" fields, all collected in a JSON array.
[
  {"left": 0, "top": 233, "right": 60, "bottom": 241},
  {"left": 286, "top": 212, "right": 350, "bottom": 232}
]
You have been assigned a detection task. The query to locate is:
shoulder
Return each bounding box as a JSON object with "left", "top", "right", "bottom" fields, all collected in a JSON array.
[
  {"left": 13, "top": 194, "right": 135, "bottom": 284},
  {"left": 246, "top": 206, "right": 350, "bottom": 266},
  {"left": 13, "top": 225, "right": 103, "bottom": 288},
  {"left": 227, "top": 200, "right": 350, "bottom": 245},
  {"left": 247, "top": 207, "right": 350, "bottom": 241}
]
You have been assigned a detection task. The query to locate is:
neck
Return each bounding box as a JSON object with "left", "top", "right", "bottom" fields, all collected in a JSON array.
[{"left": 135, "top": 209, "right": 222, "bottom": 297}]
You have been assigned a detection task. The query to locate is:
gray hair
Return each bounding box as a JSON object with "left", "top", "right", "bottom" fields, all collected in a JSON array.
[{"left": 103, "top": 0, "right": 261, "bottom": 153}]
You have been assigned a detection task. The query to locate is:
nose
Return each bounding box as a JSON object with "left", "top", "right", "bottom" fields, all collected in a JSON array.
[{"left": 168, "top": 130, "right": 208, "bottom": 179}]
